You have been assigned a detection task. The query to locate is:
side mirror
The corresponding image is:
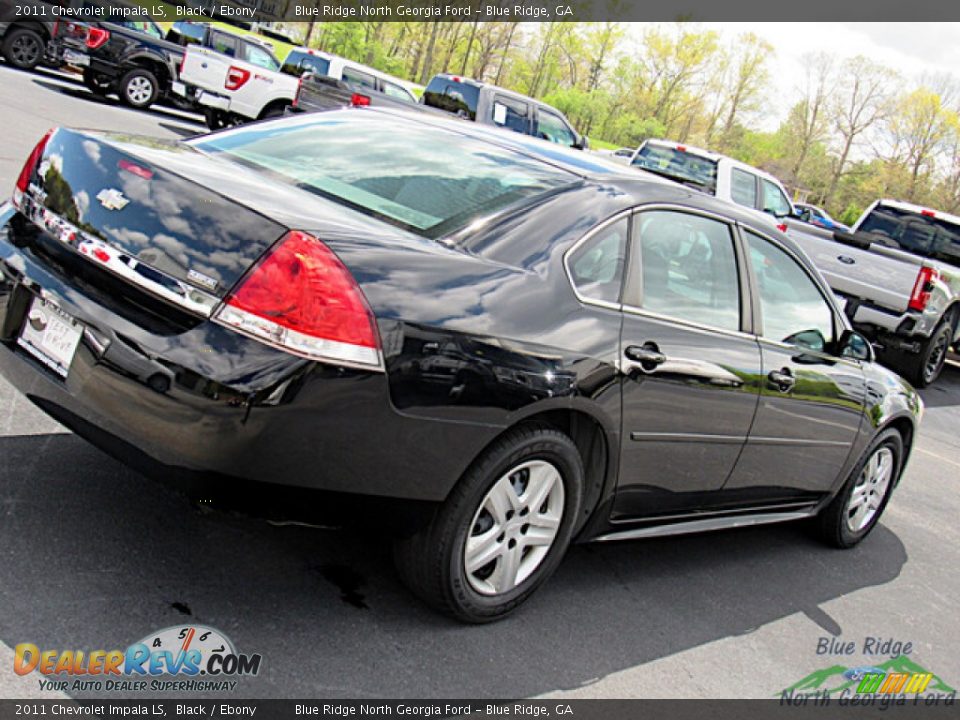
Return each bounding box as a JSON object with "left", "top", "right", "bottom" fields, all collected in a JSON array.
[
  {"left": 838, "top": 329, "right": 873, "bottom": 362},
  {"left": 765, "top": 207, "right": 791, "bottom": 219},
  {"left": 574, "top": 135, "right": 589, "bottom": 151}
]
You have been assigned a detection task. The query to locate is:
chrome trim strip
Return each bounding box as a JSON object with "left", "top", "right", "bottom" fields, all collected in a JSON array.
[
  {"left": 630, "top": 432, "right": 746, "bottom": 443},
  {"left": 591, "top": 508, "right": 818, "bottom": 543},
  {"left": 19, "top": 196, "right": 220, "bottom": 317}
]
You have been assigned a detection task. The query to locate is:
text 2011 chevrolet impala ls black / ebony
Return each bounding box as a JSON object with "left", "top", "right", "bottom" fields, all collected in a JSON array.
[{"left": 0, "top": 110, "right": 922, "bottom": 621}]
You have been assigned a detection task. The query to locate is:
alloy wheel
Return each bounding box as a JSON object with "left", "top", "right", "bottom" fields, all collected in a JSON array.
[
  {"left": 126, "top": 76, "right": 154, "bottom": 105},
  {"left": 923, "top": 332, "right": 949, "bottom": 384},
  {"left": 844, "top": 447, "right": 893, "bottom": 533},
  {"left": 11, "top": 35, "right": 41, "bottom": 67},
  {"left": 464, "top": 460, "right": 565, "bottom": 596}
]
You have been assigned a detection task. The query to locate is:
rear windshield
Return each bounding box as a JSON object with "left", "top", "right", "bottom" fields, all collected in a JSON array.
[
  {"left": 422, "top": 78, "right": 481, "bottom": 120},
  {"left": 859, "top": 205, "right": 960, "bottom": 269},
  {"left": 281, "top": 50, "right": 330, "bottom": 78},
  {"left": 192, "top": 114, "right": 577, "bottom": 238},
  {"left": 631, "top": 144, "right": 718, "bottom": 194}
]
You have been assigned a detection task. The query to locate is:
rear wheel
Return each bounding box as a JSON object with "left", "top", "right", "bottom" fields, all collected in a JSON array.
[
  {"left": 814, "top": 428, "right": 903, "bottom": 548},
  {"left": 259, "top": 104, "right": 288, "bottom": 120},
  {"left": 2, "top": 28, "right": 45, "bottom": 70},
  {"left": 393, "top": 425, "right": 583, "bottom": 622},
  {"left": 896, "top": 320, "right": 953, "bottom": 387},
  {"left": 119, "top": 67, "right": 159, "bottom": 109}
]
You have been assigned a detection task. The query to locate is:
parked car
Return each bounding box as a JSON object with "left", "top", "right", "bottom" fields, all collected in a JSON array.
[
  {"left": 795, "top": 202, "right": 849, "bottom": 232},
  {"left": 421, "top": 73, "right": 588, "bottom": 150},
  {"left": 175, "top": 38, "right": 293, "bottom": 127},
  {"left": 283, "top": 48, "right": 419, "bottom": 114},
  {"left": 2, "top": 109, "right": 921, "bottom": 621},
  {"left": 628, "top": 139, "right": 795, "bottom": 231},
  {"left": 789, "top": 199, "right": 960, "bottom": 386},
  {"left": 0, "top": 17, "right": 61, "bottom": 70}
]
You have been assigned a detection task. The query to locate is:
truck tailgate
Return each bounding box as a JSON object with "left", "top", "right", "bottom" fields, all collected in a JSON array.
[
  {"left": 180, "top": 46, "right": 229, "bottom": 93},
  {"left": 789, "top": 228, "right": 918, "bottom": 313}
]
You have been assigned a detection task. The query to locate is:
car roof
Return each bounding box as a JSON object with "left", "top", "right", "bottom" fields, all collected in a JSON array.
[{"left": 285, "top": 48, "right": 417, "bottom": 93}]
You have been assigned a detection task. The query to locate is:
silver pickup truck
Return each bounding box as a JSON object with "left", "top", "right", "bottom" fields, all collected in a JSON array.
[{"left": 789, "top": 199, "right": 960, "bottom": 386}]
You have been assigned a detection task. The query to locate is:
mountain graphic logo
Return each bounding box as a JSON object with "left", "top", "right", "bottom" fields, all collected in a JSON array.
[{"left": 782, "top": 655, "right": 955, "bottom": 696}]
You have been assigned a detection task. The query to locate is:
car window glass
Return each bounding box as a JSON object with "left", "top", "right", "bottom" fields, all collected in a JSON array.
[
  {"left": 342, "top": 67, "right": 377, "bottom": 91},
  {"left": 244, "top": 43, "right": 279, "bottom": 71},
  {"left": 731, "top": 168, "right": 758, "bottom": 208},
  {"left": 382, "top": 82, "right": 415, "bottom": 102},
  {"left": 762, "top": 179, "right": 792, "bottom": 216},
  {"left": 746, "top": 231, "right": 835, "bottom": 350},
  {"left": 536, "top": 109, "right": 576, "bottom": 147},
  {"left": 635, "top": 211, "right": 740, "bottom": 331},
  {"left": 492, "top": 97, "right": 530, "bottom": 134},
  {"left": 211, "top": 33, "right": 236, "bottom": 58},
  {"left": 568, "top": 218, "right": 629, "bottom": 304}
]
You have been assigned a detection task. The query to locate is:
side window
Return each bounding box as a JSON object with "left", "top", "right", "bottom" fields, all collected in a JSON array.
[
  {"left": 746, "top": 231, "right": 835, "bottom": 351},
  {"left": 382, "top": 81, "right": 415, "bottom": 103},
  {"left": 210, "top": 33, "right": 237, "bottom": 58},
  {"left": 492, "top": 96, "right": 530, "bottom": 134},
  {"left": 635, "top": 211, "right": 741, "bottom": 331},
  {"left": 536, "top": 109, "right": 576, "bottom": 147},
  {"left": 342, "top": 67, "right": 377, "bottom": 91},
  {"left": 762, "top": 179, "right": 792, "bottom": 216},
  {"left": 567, "top": 217, "right": 629, "bottom": 304},
  {"left": 243, "top": 44, "right": 279, "bottom": 71},
  {"left": 731, "top": 168, "right": 758, "bottom": 208}
]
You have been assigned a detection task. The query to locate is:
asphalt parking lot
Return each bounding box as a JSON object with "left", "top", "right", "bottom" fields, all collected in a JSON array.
[{"left": 0, "top": 61, "right": 958, "bottom": 701}]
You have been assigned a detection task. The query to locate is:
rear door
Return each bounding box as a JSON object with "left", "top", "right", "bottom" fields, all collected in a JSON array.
[
  {"left": 613, "top": 207, "right": 762, "bottom": 520},
  {"left": 490, "top": 95, "right": 533, "bottom": 135},
  {"left": 723, "top": 228, "right": 866, "bottom": 495}
]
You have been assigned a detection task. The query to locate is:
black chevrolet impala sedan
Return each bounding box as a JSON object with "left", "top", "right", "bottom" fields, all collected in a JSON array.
[{"left": 0, "top": 109, "right": 922, "bottom": 621}]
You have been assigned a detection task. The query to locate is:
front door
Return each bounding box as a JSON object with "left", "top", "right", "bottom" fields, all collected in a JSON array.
[
  {"left": 613, "top": 208, "right": 762, "bottom": 520},
  {"left": 723, "top": 229, "right": 866, "bottom": 495}
]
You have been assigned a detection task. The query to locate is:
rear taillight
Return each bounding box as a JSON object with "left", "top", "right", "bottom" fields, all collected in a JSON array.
[
  {"left": 178, "top": 52, "right": 185, "bottom": 78},
  {"left": 292, "top": 76, "right": 302, "bottom": 108},
  {"left": 908, "top": 266, "right": 939, "bottom": 312},
  {"left": 12, "top": 129, "right": 54, "bottom": 210},
  {"left": 225, "top": 66, "right": 250, "bottom": 91},
  {"left": 350, "top": 93, "right": 371, "bottom": 107},
  {"left": 214, "top": 231, "right": 381, "bottom": 369},
  {"left": 86, "top": 27, "right": 110, "bottom": 50}
]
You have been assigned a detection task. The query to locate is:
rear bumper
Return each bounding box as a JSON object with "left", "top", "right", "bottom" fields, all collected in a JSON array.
[
  {"left": 0, "top": 204, "right": 483, "bottom": 502},
  {"left": 195, "top": 90, "right": 231, "bottom": 111}
]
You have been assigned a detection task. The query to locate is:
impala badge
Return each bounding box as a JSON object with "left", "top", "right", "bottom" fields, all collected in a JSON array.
[{"left": 96, "top": 188, "right": 129, "bottom": 211}]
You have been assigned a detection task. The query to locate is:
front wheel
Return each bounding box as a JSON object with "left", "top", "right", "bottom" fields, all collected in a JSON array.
[
  {"left": 394, "top": 425, "right": 584, "bottom": 622},
  {"left": 119, "top": 67, "right": 159, "bottom": 109},
  {"left": 814, "top": 428, "right": 903, "bottom": 548}
]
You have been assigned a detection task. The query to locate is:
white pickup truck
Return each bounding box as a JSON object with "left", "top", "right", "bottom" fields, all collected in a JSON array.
[
  {"left": 789, "top": 199, "right": 960, "bottom": 387},
  {"left": 627, "top": 138, "right": 795, "bottom": 232},
  {"left": 174, "top": 40, "right": 298, "bottom": 128}
]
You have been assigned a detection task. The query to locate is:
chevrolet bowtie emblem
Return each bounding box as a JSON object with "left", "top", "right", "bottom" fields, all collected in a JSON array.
[{"left": 96, "top": 188, "right": 129, "bottom": 211}]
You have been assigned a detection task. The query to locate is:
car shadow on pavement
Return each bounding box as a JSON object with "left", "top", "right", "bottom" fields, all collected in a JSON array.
[
  {"left": 30, "top": 79, "right": 204, "bottom": 128},
  {"left": 0, "top": 433, "right": 907, "bottom": 699},
  {"left": 917, "top": 361, "right": 960, "bottom": 409}
]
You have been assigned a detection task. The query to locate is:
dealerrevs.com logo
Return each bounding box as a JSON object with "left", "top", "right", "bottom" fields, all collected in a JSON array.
[{"left": 14, "top": 625, "right": 262, "bottom": 693}]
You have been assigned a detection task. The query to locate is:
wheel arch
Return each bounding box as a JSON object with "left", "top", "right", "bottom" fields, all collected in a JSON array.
[
  {"left": 453, "top": 403, "right": 619, "bottom": 537},
  {"left": 5, "top": 21, "right": 52, "bottom": 41},
  {"left": 258, "top": 98, "right": 292, "bottom": 120},
  {"left": 123, "top": 54, "right": 170, "bottom": 84},
  {"left": 878, "top": 414, "right": 916, "bottom": 485}
]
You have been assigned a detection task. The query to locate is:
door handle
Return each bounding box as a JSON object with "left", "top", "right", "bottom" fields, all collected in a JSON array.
[
  {"left": 768, "top": 368, "right": 796, "bottom": 392},
  {"left": 625, "top": 344, "right": 667, "bottom": 369}
]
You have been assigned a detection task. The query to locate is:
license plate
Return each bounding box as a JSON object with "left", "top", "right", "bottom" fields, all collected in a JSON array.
[
  {"left": 171, "top": 81, "right": 186, "bottom": 97},
  {"left": 17, "top": 297, "right": 83, "bottom": 378},
  {"left": 63, "top": 49, "right": 90, "bottom": 67}
]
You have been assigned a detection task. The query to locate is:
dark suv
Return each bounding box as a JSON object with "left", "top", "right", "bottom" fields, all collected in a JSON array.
[{"left": 421, "top": 74, "right": 588, "bottom": 150}]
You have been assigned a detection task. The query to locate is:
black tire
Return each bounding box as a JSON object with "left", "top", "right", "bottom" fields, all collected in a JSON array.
[
  {"left": 118, "top": 67, "right": 159, "bottom": 109},
  {"left": 394, "top": 425, "right": 584, "bottom": 623},
  {"left": 2, "top": 27, "right": 45, "bottom": 70},
  {"left": 82, "top": 69, "right": 111, "bottom": 97},
  {"left": 259, "top": 104, "right": 288, "bottom": 120},
  {"left": 897, "top": 320, "right": 953, "bottom": 388},
  {"left": 814, "top": 428, "right": 903, "bottom": 549}
]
